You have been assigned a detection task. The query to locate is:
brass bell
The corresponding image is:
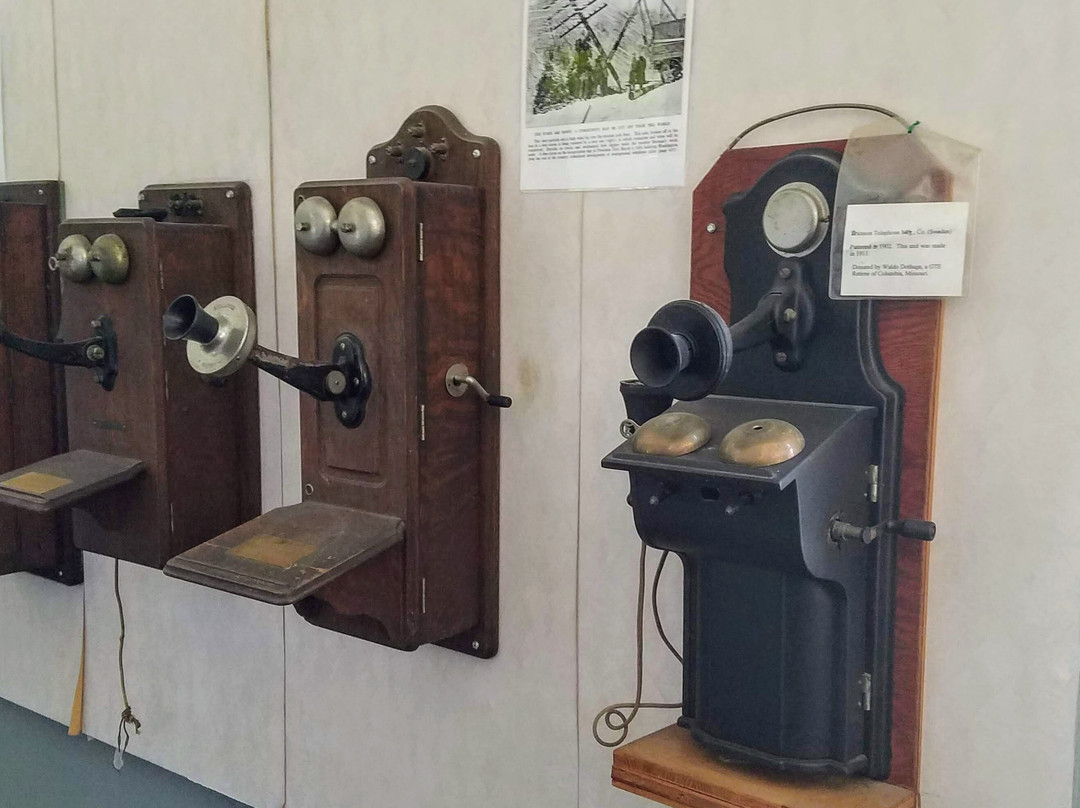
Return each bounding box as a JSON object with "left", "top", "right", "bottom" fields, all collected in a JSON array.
[
  {"left": 49, "top": 234, "right": 93, "bottom": 283},
  {"left": 718, "top": 419, "right": 805, "bottom": 467},
  {"left": 631, "top": 412, "right": 711, "bottom": 457},
  {"left": 88, "top": 234, "right": 129, "bottom": 284}
]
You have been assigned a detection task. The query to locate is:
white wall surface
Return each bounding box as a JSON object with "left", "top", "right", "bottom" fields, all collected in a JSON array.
[
  {"left": 0, "top": 1, "right": 81, "bottom": 728},
  {"left": 0, "top": 1, "right": 1078, "bottom": 807}
]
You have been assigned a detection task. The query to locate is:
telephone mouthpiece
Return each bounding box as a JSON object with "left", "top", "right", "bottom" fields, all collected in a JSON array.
[{"left": 162, "top": 294, "right": 257, "bottom": 378}]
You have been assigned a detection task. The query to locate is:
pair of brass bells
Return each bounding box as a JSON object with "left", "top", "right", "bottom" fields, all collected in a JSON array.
[
  {"left": 294, "top": 196, "right": 386, "bottom": 258},
  {"left": 632, "top": 411, "right": 805, "bottom": 468},
  {"left": 49, "top": 233, "right": 129, "bottom": 284}
]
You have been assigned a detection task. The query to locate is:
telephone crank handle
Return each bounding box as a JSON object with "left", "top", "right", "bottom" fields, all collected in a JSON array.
[
  {"left": 444, "top": 364, "right": 512, "bottom": 408},
  {"left": 886, "top": 519, "right": 936, "bottom": 542},
  {"left": 460, "top": 374, "right": 512, "bottom": 408},
  {"left": 830, "top": 517, "right": 936, "bottom": 545}
]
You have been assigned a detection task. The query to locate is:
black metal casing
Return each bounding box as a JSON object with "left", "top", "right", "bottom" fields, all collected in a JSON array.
[{"left": 604, "top": 149, "right": 907, "bottom": 778}]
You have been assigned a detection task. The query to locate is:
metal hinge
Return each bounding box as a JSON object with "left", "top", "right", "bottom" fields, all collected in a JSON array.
[
  {"left": 419, "top": 404, "right": 426, "bottom": 441},
  {"left": 418, "top": 222, "right": 425, "bottom": 262},
  {"left": 421, "top": 577, "right": 427, "bottom": 614},
  {"left": 860, "top": 673, "right": 872, "bottom": 711},
  {"left": 867, "top": 465, "right": 879, "bottom": 504}
]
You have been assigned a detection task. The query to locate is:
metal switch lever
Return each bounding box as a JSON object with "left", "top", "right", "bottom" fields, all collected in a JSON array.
[
  {"left": 830, "top": 517, "right": 936, "bottom": 545},
  {"left": 445, "top": 364, "right": 512, "bottom": 408}
]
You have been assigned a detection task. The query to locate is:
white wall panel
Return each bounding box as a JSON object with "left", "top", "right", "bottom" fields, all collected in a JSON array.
[
  {"left": 266, "top": 2, "right": 581, "bottom": 806},
  {"left": 49, "top": 3, "right": 284, "bottom": 805},
  {"left": 0, "top": 0, "right": 81, "bottom": 729},
  {"left": 0, "top": 0, "right": 58, "bottom": 180}
]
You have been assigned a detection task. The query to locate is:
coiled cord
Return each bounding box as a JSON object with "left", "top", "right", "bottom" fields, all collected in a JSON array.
[{"left": 591, "top": 543, "right": 682, "bottom": 748}]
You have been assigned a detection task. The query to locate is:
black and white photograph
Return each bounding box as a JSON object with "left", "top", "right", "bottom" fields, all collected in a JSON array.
[{"left": 525, "top": 0, "right": 689, "bottom": 128}]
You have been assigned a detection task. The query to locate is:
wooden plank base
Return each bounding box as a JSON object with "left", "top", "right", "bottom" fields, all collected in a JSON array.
[{"left": 612, "top": 727, "right": 916, "bottom": 808}]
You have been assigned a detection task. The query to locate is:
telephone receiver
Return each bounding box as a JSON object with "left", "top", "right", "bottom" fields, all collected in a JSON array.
[
  {"left": 162, "top": 294, "right": 372, "bottom": 428},
  {"left": 629, "top": 260, "right": 815, "bottom": 401}
]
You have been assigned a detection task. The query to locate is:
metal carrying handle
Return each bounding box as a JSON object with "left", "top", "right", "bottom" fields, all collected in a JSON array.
[
  {"left": 444, "top": 363, "right": 512, "bottom": 409},
  {"left": 0, "top": 316, "right": 118, "bottom": 391}
]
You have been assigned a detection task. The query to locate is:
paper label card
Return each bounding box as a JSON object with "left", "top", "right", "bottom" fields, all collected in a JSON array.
[
  {"left": 0, "top": 472, "right": 73, "bottom": 496},
  {"left": 228, "top": 535, "right": 317, "bottom": 568},
  {"left": 839, "top": 202, "right": 969, "bottom": 297}
]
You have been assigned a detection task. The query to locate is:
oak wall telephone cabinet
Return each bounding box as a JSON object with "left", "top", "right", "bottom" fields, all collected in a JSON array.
[
  {"left": 165, "top": 107, "right": 505, "bottom": 658},
  {"left": 0, "top": 183, "right": 260, "bottom": 569}
]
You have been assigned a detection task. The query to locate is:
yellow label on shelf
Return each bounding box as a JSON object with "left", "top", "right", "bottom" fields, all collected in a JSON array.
[
  {"left": 0, "top": 471, "right": 73, "bottom": 496},
  {"left": 228, "top": 535, "right": 316, "bottom": 568}
]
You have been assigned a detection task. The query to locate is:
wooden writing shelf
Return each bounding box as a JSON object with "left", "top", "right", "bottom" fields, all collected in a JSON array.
[{"left": 612, "top": 727, "right": 916, "bottom": 808}]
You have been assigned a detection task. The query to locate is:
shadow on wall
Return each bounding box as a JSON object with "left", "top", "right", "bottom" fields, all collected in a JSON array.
[{"left": 0, "top": 698, "right": 248, "bottom": 808}]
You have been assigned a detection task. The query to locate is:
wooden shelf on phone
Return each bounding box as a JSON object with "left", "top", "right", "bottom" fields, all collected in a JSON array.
[{"left": 612, "top": 726, "right": 916, "bottom": 808}]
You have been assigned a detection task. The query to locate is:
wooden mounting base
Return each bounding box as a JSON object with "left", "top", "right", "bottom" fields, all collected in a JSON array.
[{"left": 613, "top": 726, "right": 916, "bottom": 808}]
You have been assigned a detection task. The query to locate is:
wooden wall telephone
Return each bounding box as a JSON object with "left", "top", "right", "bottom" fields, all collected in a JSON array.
[
  {"left": 0, "top": 183, "right": 259, "bottom": 569},
  {"left": 163, "top": 107, "right": 506, "bottom": 658},
  {"left": 0, "top": 181, "right": 80, "bottom": 584}
]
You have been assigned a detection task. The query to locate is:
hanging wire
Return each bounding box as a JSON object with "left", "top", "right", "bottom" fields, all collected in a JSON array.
[
  {"left": 651, "top": 550, "right": 682, "bottom": 664},
  {"left": 592, "top": 543, "right": 682, "bottom": 748},
  {"left": 726, "top": 103, "right": 911, "bottom": 152},
  {"left": 113, "top": 559, "right": 141, "bottom": 770}
]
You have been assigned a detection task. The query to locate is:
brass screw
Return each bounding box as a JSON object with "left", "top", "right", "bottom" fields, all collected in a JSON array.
[
  {"left": 783, "top": 308, "right": 797, "bottom": 323},
  {"left": 86, "top": 344, "right": 106, "bottom": 362},
  {"left": 775, "top": 351, "right": 788, "bottom": 363},
  {"left": 706, "top": 223, "right": 717, "bottom": 234}
]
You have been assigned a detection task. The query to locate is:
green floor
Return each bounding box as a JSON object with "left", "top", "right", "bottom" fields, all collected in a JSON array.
[{"left": 0, "top": 698, "right": 248, "bottom": 807}]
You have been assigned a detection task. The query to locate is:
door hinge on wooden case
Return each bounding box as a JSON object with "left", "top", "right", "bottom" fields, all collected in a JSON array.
[
  {"left": 418, "top": 222, "right": 425, "bottom": 262},
  {"left": 419, "top": 404, "right": 426, "bottom": 441},
  {"left": 861, "top": 672, "right": 872, "bottom": 712},
  {"left": 867, "top": 464, "right": 879, "bottom": 503}
]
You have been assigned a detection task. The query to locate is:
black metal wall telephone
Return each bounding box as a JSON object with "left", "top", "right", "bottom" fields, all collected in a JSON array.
[{"left": 601, "top": 146, "right": 935, "bottom": 779}]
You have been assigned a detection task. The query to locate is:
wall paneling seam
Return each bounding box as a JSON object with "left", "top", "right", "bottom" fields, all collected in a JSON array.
[
  {"left": 261, "top": 1, "right": 288, "bottom": 805},
  {"left": 574, "top": 191, "right": 585, "bottom": 808},
  {"left": 48, "top": 0, "right": 62, "bottom": 179}
]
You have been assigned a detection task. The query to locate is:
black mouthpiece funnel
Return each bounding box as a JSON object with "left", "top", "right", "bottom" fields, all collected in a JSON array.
[
  {"left": 163, "top": 295, "right": 219, "bottom": 344},
  {"left": 629, "top": 300, "right": 734, "bottom": 401},
  {"left": 630, "top": 327, "right": 691, "bottom": 389}
]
